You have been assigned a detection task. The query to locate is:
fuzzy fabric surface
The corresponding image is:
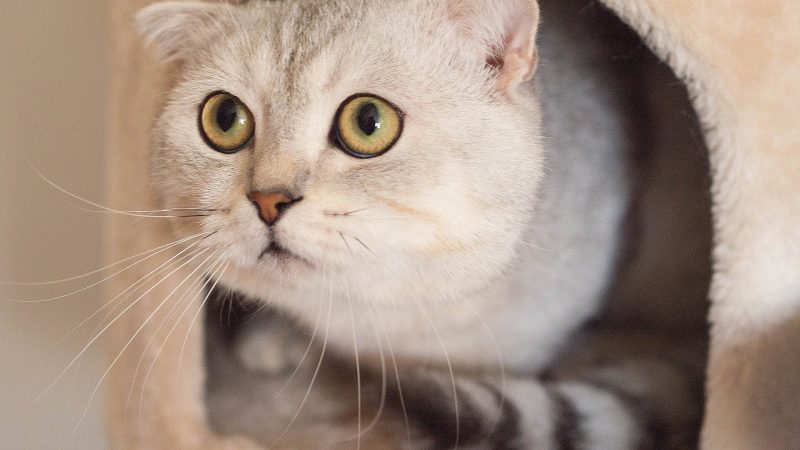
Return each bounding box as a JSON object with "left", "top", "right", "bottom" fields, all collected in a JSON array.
[
  {"left": 596, "top": 1, "right": 800, "bottom": 448},
  {"left": 108, "top": 0, "right": 800, "bottom": 448}
]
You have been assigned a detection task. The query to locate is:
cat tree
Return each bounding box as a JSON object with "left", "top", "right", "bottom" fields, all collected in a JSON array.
[{"left": 108, "top": 0, "right": 800, "bottom": 448}]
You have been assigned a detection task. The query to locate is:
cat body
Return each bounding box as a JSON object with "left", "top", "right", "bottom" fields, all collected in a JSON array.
[
  {"left": 141, "top": 0, "right": 628, "bottom": 375},
  {"left": 122, "top": 0, "right": 708, "bottom": 447}
]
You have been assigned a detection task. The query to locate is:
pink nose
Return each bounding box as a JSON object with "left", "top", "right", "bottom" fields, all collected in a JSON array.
[{"left": 248, "top": 192, "right": 293, "bottom": 226}]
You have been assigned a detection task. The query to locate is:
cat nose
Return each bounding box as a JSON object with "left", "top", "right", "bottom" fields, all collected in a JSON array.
[{"left": 247, "top": 191, "right": 301, "bottom": 226}]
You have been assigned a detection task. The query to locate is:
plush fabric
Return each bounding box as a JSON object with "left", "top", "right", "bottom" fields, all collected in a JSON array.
[
  {"left": 108, "top": 0, "right": 800, "bottom": 448},
  {"left": 596, "top": 1, "right": 800, "bottom": 447}
]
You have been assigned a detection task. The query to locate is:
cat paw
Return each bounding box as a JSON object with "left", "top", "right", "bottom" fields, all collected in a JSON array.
[{"left": 234, "top": 314, "right": 309, "bottom": 376}]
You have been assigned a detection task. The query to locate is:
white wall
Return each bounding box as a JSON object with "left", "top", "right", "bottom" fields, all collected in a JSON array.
[{"left": 0, "top": 1, "right": 108, "bottom": 448}]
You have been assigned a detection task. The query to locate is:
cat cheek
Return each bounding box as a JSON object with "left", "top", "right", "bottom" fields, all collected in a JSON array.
[{"left": 213, "top": 203, "right": 270, "bottom": 263}]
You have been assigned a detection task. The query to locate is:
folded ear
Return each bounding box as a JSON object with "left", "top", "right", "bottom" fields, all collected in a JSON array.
[
  {"left": 447, "top": 0, "right": 540, "bottom": 92},
  {"left": 136, "top": 1, "right": 234, "bottom": 62}
]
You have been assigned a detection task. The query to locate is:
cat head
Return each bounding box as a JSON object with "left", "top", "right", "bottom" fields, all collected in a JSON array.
[{"left": 137, "top": 0, "right": 543, "bottom": 310}]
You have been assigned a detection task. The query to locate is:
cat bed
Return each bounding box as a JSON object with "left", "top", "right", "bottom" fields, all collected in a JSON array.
[{"left": 107, "top": 0, "right": 800, "bottom": 448}]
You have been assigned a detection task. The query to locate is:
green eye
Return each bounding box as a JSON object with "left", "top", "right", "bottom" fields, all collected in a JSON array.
[
  {"left": 199, "top": 92, "right": 255, "bottom": 153},
  {"left": 333, "top": 94, "right": 404, "bottom": 158}
]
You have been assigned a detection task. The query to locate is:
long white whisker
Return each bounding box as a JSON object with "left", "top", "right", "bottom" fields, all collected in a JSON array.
[
  {"left": 134, "top": 274, "right": 210, "bottom": 418},
  {"left": 56, "top": 235, "right": 210, "bottom": 343},
  {"left": 86, "top": 207, "right": 220, "bottom": 214},
  {"left": 464, "top": 303, "right": 507, "bottom": 436},
  {"left": 358, "top": 306, "right": 388, "bottom": 438},
  {"left": 375, "top": 311, "right": 411, "bottom": 441},
  {"left": 272, "top": 270, "right": 333, "bottom": 447},
  {"left": 517, "top": 239, "right": 552, "bottom": 254},
  {"left": 26, "top": 160, "right": 212, "bottom": 220},
  {"left": 258, "top": 277, "right": 326, "bottom": 412},
  {"left": 24, "top": 241, "right": 214, "bottom": 411},
  {"left": 3, "top": 232, "right": 210, "bottom": 304},
  {"left": 65, "top": 247, "right": 218, "bottom": 444},
  {"left": 174, "top": 254, "right": 231, "bottom": 383},
  {"left": 71, "top": 245, "right": 205, "bottom": 396},
  {"left": 124, "top": 252, "right": 219, "bottom": 415},
  {"left": 136, "top": 270, "right": 219, "bottom": 435},
  {"left": 345, "top": 283, "right": 362, "bottom": 449},
  {"left": 413, "top": 300, "right": 460, "bottom": 449},
  {"left": 0, "top": 232, "right": 205, "bottom": 287},
  {"left": 134, "top": 252, "right": 229, "bottom": 425},
  {"left": 66, "top": 203, "right": 212, "bottom": 218}
]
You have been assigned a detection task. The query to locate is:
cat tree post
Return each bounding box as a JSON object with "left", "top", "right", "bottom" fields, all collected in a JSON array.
[
  {"left": 107, "top": 0, "right": 216, "bottom": 447},
  {"left": 596, "top": 1, "right": 800, "bottom": 447}
]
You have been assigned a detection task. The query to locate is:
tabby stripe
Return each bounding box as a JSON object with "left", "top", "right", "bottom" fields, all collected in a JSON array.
[
  {"left": 580, "top": 378, "right": 668, "bottom": 450},
  {"left": 482, "top": 382, "right": 523, "bottom": 450},
  {"left": 387, "top": 377, "right": 485, "bottom": 448},
  {"left": 548, "top": 386, "right": 584, "bottom": 450}
]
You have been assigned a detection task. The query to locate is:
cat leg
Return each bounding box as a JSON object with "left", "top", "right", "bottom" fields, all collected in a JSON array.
[{"left": 105, "top": 261, "right": 262, "bottom": 450}]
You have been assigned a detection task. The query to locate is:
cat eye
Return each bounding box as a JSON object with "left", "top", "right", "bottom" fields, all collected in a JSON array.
[
  {"left": 199, "top": 92, "right": 255, "bottom": 153},
  {"left": 333, "top": 94, "right": 404, "bottom": 158}
]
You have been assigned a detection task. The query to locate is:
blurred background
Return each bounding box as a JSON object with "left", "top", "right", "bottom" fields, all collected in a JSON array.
[{"left": 0, "top": 1, "right": 109, "bottom": 448}]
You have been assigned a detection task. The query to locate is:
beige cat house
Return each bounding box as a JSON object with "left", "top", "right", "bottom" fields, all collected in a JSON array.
[{"left": 108, "top": 0, "right": 800, "bottom": 448}]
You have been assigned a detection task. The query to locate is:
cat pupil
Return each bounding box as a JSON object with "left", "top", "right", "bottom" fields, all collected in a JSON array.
[
  {"left": 357, "top": 103, "right": 380, "bottom": 136},
  {"left": 216, "top": 99, "right": 238, "bottom": 132}
]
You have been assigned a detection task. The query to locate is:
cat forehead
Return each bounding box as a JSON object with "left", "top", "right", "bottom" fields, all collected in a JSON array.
[
  {"left": 208, "top": 0, "right": 420, "bottom": 66},
  {"left": 186, "top": 1, "right": 446, "bottom": 108}
]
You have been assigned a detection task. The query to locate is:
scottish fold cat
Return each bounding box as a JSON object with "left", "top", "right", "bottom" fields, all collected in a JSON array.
[{"left": 124, "top": 0, "right": 709, "bottom": 447}]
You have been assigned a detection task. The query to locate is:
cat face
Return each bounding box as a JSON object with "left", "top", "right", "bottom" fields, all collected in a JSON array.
[{"left": 139, "top": 0, "right": 542, "bottom": 308}]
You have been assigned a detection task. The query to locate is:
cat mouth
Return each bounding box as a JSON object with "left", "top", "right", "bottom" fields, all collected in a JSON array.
[{"left": 258, "top": 240, "right": 309, "bottom": 266}]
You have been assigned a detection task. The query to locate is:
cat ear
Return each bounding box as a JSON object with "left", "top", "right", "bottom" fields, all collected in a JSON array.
[
  {"left": 136, "top": 1, "right": 233, "bottom": 62},
  {"left": 446, "top": 0, "right": 540, "bottom": 92}
]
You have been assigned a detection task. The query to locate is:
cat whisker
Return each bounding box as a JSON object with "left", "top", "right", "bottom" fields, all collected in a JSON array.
[
  {"left": 27, "top": 160, "right": 219, "bottom": 220},
  {"left": 325, "top": 211, "right": 414, "bottom": 223},
  {"left": 464, "top": 303, "right": 508, "bottom": 436},
  {"left": 137, "top": 266, "right": 218, "bottom": 426},
  {"left": 66, "top": 247, "right": 219, "bottom": 445},
  {"left": 169, "top": 214, "right": 213, "bottom": 219},
  {"left": 58, "top": 235, "right": 209, "bottom": 344},
  {"left": 131, "top": 256, "right": 218, "bottom": 428},
  {"left": 344, "top": 207, "right": 376, "bottom": 216},
  {"left": 358, "top": 306, "right": 388, "bottom": 439},
  {"left": 76, "top": 207, "right": 215, "bottom": 219},
  {"left": 134, "top": 255, "right": 223, "bottom": 425},
  {"left": 0, "top": 231, "right": 205, "bottom": 288},
  {"left": 338, "top": 231, "right": 353, "bottom": 254},
  {"left": 4, "top": 232, "right": 210, "bottom": 305},
  {"left": 353, "top": 217, "right": 415, "bottom": 222},
  {"left": 325, "top": 206, "right": 379, "bottom": 217},
  {"left": 175, "top": 254, "right": 231, "bottom": 387},
  {"left": 517, "top": 239, "right": 553, "bottom": 254},
  {"left": 352, "top": 236, "right": 377, "bottom": 257},
  {"left": 373, "top": 307, "right": 411, "bottom": 441},
  {"left": 412, "top": 299, "right": 460, "bottom": 449},
  {"left": 125, "top": 249, "right": 222, "bottom": 411},
  {"left": 110, "top": 207, "right": 223, "bottom": 214},
  {"left": 114, "top": 213, "right": 212, "bottom": 219},
  {"left": 257, "top": 283, "right": 326, "bottom": 414},
  {"left": 25, "top": 242, "right": 214, "bottom": 413},
  {"left": 345, "top": 283, "right": 363, "bottom": 449},
  {"left": 123, "top": 266, "right": 207, "bottom": 416},
  {"left": 272, "top": 271, "right": 333, "bottom": 447}
]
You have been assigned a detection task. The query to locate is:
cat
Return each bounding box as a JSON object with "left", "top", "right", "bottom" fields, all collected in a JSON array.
[{"left": 123, "top": 0, "right": 710, "bottom": 448}]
